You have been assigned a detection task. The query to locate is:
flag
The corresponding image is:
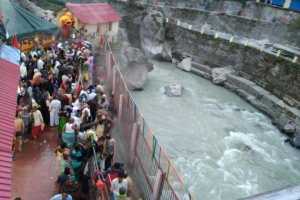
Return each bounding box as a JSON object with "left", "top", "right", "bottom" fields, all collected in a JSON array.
[{"left": 11, "top": 34, "right": 20, "bottom": 49}]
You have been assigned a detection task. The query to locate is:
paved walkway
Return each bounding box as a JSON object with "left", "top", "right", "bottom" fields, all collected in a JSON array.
[{"left": 12, "top": 128, "right": 59, "bottom": 200}]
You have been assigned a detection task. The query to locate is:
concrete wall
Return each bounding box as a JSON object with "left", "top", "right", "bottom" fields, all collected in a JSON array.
[
  {"left": 166, "top": 23, "right": 300, "bottom": 106},
  {"left": 168, "top": 8, "right": 300, "bottom": 47}
]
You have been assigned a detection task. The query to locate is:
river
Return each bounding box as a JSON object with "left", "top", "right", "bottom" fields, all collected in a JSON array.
[{"left": 131, "top": 60, "right": 300, "bottom": 200}]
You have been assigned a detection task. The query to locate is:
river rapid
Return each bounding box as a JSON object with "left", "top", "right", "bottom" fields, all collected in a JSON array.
[{"left": 131, "top": 60, "right": 300, "bottom": 200}]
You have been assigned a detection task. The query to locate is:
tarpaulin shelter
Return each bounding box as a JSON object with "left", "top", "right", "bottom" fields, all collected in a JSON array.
[
  {"left": 0, "top": 0, "right": 58, "bottom": 51},
  {"left": 0, "top": 44, "right": 20, "bottom": 200},
  {"left": 58, "top": 3, "right": 121, "bottom": 45}
]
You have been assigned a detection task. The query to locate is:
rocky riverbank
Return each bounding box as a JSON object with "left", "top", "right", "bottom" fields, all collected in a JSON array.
[{"left": 117, "top": 2, "right": 300, "bottom": 139}]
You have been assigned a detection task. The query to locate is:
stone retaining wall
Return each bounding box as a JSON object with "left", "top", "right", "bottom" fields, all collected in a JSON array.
[
  {"left": 168, "top": 8, "right": 300, "bottom": 47},
  {"left": 167, "top": 24, "right": 300, "bottom": 107}
]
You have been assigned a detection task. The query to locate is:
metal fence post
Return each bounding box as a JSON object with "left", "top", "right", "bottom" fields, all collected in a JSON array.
[
  {"left": 105, "top": 51, "right": 112, "bottom": 88},
  {"left": 118, "top": 94, "right": 124, "bottom": 122},
  {"left": 112, "top": 67, "right": 116, "bottom": 95},
  {"left": 130, "top": 123, "right": 139, "bottom": 166},
  {"left": 151, "top": 169, "right": 164, "bottom": 200}
]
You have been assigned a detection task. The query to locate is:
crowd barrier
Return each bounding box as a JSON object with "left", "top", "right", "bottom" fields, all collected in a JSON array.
[{"left": 102, "top": 42, "right": 193, "bottom": 200}]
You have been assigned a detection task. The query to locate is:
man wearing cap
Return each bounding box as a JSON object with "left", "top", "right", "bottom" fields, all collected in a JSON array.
[{"left": 31, "top": 102, "right": 44, "bottom": 139}]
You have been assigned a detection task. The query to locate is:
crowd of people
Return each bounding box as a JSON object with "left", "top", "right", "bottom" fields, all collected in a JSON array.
[{"left": 14, "top": 39, "right": 132, "bottom": 200}]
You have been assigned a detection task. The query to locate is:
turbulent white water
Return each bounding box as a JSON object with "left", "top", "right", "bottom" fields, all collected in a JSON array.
[{"left": 131, "top": 60, "right": 300, "bottom": 200}]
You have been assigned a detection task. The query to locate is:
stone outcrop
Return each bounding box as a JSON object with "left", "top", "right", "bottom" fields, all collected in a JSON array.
[
  {"left": 164, "top": 84, "right": 183, "bottom": 97},
  {"left": 117, "top": 29, "right": 154, "bottom": 90},
  {"left": 140, "top": 9, "right": 172, "bottom": 61},
  {"left": 283, "top": 121, "right": 297, "bottom": 135},
  {"left": 293, "top": 133, "right": 300, "bottom": 147},
  {"left": 176, "top": 57, "right": 192, "bottom": 71},
  {"left": 211, "top": 66, "right": 234, "bottom": 85},
  {"left": 123, "top": 62, "right": 153, "bottom": 90}
]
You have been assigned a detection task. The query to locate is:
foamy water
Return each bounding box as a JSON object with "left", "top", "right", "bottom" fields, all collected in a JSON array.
[{"left": 131, "top": 60, "right": 300, "bottom": 200}]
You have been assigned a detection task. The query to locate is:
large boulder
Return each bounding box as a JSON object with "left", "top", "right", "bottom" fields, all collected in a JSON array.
[
  {"left": 293, "top": 133, "right": 300, "bottom": 148},
  {"left": 122, "top": 46, "right": 150, "bottom": 66},
  {"left": 123, "top": 63, "right": 153, "bottom": 90},
  {"left": 211, "top": 67, "right": 234, "bottom": 85},
  {"left": 283, "top": 120, "right": 297, "bottom": 135},
  {"left": 140, "top": 9, "right": 172, "bottom": 61},
  {"left": 120, "top": 46, "right": 154, "bottom": 90},
  {"left": 118, "top": 29, "right": 154, "bottom": 90},
  {"left": 164, "top": 84, "right": 184, "bottom": 97},
  {"left": 177, "top": 57, "right": 192, "bottom": 72}
]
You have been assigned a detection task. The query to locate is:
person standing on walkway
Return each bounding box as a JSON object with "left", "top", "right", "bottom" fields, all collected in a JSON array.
[
  {"left": 20, "top": 62, "right": 27, "bottom": 81},
  {"left": 20, "top": 106, "right": 31, "bottom": 142},
  {"left": 62, "top": 118, "right": 76, "bottom": 147},
  {"left": 111, "top": 172, "right": 128, "bottom": 200},
  {"left": 50, "top": 96, "right": 62, "bottom": 127},
  {"left": 31, "top": 103, "right": 44, "bottom": 139},
  {"left": 14, "top": 112, "right": 24, "bottom": 152},
  {"left": 104, "top": 134, "right": 116, "bottom": 170},
  {"left": 37, "top": 55, "right": 45, "bottom": 71},
  {"left": 85, "top": 53, "right": 94, "bottom": 84},
  {"left": 40, "top": 89, "right": 50, "bottom": 127}
]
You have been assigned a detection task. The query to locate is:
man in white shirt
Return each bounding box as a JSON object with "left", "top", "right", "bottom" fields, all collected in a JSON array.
[
  {"left": 49, "top": 96, "right": 61, "bottom": 127},
  {"left": 111, "top": 172, "right": 128, "bottom": 200},
  {"left": 21, "top": 52, "right": 26, "bottom": 61},
  {"left": 37, "top": 56, "right": 44, "bottom": 70},
  {"left": 20, "top": 62, "right": 27, "bottom": 79}
]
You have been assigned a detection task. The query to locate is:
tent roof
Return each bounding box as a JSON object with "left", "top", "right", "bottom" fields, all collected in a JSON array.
[
  {"left": 66, "top": 3, "right": 121, "bottom": 24},
  {"left": 0, "top": 0, "right": 58, "bottom": 38}
]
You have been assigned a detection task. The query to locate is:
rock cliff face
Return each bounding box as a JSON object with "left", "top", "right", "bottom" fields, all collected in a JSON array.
[
  {"left": 117, "top": 29, "right": 154, "bottom": 90},
  {"left": 140, "top": 9, "right": 172, "bottom": 61}
]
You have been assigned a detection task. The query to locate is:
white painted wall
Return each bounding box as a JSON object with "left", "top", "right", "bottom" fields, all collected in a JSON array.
[{"left": 76, "top": 19, "right": 119, "bottom": 45}]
